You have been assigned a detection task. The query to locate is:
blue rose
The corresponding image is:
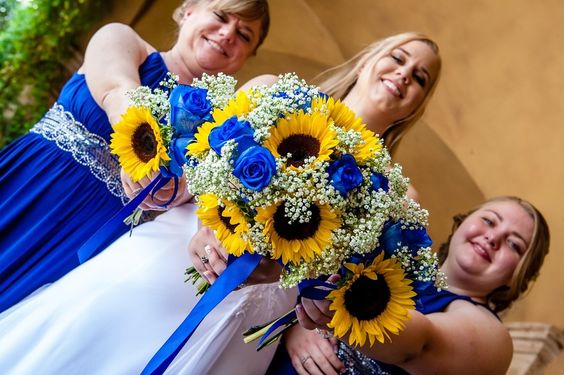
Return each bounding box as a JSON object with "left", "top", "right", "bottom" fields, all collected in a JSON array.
[
  {"left": 233, "top": 146, "right": 276, "bottom": 191},
  {"left": 209, "top": 116, "right": 257, "bottom": 156},
  {"left": 403, "top": 227, "right": 432, "bottom": 250},
  {"left": 380, "top": 221, "right": 432, "bottom": 256},
  {"left": 327, "top": 154, "right": 363, "bottom": 196},
  {"left": 370, "top": 173, "right": 389, "bottom": 192},
  {"left": 380, "top": 221, "right": 404, "bottom": 256},
  {"left": 170, "top": 85, "right": 213, "bottom": 136},
  {"left": 167, "top": 136, "right": 191, "bottom": 177}
]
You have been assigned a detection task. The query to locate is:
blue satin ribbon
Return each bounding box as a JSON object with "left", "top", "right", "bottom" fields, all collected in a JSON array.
[
  {"left": 256, "top": 278, "right": 337, "bottom": 349},
  {"left": 141, "top": 252, "right": 262, "bottom": 375},
  {"left": 77, "top": 169, "right": 176, "bottom": 263}
]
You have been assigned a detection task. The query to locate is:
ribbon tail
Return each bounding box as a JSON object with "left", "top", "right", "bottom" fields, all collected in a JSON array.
[
  {"left": 77, "top": 174, "right": 167, "bottom": 263},
  {"left": 141, "top": 252, "right": 262, "bottom": 375}
]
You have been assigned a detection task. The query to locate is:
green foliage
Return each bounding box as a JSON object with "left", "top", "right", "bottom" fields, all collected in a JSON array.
[{"left": 0, "top": 0, "right": 104, "bottom": 147}]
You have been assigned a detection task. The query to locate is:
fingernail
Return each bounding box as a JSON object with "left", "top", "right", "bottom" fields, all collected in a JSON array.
[
  {"left": 204, "top": 245, "right": 212, "bottom": 255},
  {"left": 295, "top": 304, "right": 302, "bottom": 314}
]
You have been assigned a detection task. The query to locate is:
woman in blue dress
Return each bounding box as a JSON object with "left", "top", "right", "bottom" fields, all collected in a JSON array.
[
  {"left": 275, "top": 196, "right": 550, "bottom": 375},
  {"left": 0, "top": 0, "right": 270, "bottom": 312}
]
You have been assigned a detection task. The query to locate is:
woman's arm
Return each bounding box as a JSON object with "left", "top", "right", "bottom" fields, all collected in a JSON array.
[
  {"left": 297, "top": 298, "right": 513, "bottom": 374},
  {"left": 81, "top": 23, "right": 153, "bottom": 125}
]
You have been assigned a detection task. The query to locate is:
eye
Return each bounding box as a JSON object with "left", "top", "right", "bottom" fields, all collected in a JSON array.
[
  {"left": 237, "top": 30, "right": 251, "bottom": 43},
  {"left": 482, "top": 217, "right": 494, "bottom": 226},
  {"left": 214, "top": 11, "right": 227, "bottom": 22},
  {"left": 508, "top": 239, "right": 523, "bottom": 255},
  {"left": 391, "top": 53, "right": 403, "bottom": 64},
  {"left": 413, "top": 72, "right": 427, "bottom": 87}
]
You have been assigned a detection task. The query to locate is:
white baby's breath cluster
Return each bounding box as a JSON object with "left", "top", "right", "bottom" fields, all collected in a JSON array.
[
  {"left": 184, "top": 72, "right": 442, "bottom": 290},
  {"left": 191, "top": 72, "right": 237, "bottom": 109}
]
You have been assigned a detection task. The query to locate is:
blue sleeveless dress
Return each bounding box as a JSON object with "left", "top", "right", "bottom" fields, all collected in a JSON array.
[
  {"left": 0, "top": 52, "right": 169, "bottom": 312},
  {"left": 267, "top": 284, "right": 498, "bottom": 375}
]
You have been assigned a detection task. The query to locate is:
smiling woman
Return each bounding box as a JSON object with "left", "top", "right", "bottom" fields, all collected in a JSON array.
[
  {"left": 285, "top": 196, "right": 550, "bottom": 375},
  {"left": 0, "top": 0, "right": 270, "bottom": 315}
]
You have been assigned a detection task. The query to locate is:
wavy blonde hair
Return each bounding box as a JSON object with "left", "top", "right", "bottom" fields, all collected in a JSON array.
[
  {"left": 172, "top": 0, "right": 270, "bottom": 53},
  {"left": 313, "top": 32, "right": 441, "bottom": 155},
  {"left": 437, "top": 196, "right": 550, "bottom": 313}
]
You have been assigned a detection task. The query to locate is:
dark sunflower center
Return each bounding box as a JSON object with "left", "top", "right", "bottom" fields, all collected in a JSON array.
[
  {"left": 344, "top": 274, "right": 391, "bottom": 321},
  {"left": 218, "top": 206, "right": 237, "bottom": 233},
  {"left": 132, "top": 123, "right": 157, "bottom": 162},
  {"left": 273, "top": 202, "right": 321, "bottom": 240},
  {"left": 277, "top": 134, "right": 320, "bottom": 167}
]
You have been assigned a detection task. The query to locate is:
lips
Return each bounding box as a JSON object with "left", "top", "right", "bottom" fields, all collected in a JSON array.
[
  {"left": 203, "top": 37, "right": 227, "bottom": 56},
  {"left": 471, "top": 242, "right": 491, "bottom": 262},
  {"left": 382, "top": 79, "right": 404, "bottom": 98}
]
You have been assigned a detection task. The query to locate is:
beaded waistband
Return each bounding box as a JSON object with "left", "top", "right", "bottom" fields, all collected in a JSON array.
[{"left": 31, "top": 104, "right": 127, "bottom": 203}]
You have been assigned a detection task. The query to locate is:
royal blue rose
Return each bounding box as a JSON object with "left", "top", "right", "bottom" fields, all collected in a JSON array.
[
  {"left": 327, "top": 154, "right": 364, "bottom": 196},
  {"left": 403, "top": 227, "right": 433, "bottom": 250},
  {"left": 380, "top": 221, "right": 404, "bottom": 256},
  {"left": 380, "top": 221, "right": 432, "bottom": 256},
  {"left": 209, "top": 116, "right": 257, "bottom": 156},
  {"left": 170, "top": 85, "right": 213, "bottom": 136},
  {"left": 370, "top": 172, "right": 389, "bottom": 192},
  {"left": 233, "top": 146, "right": 276, "bottom": 191},
  {"left": 167, "top": 136, "right": 191, "bottom": 177}
]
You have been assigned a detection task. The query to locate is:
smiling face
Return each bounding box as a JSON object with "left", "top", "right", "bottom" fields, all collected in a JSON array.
[
  {"left": 445, "top": 200, "right": 534, "bottom": 296},
  {"left": 174, "top": 4, "right": 262, "bottom": 77},
  {"left": 344, "top": 40, "right": 440, "bottom": 132}
]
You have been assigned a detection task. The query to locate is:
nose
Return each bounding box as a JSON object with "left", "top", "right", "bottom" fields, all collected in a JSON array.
[
  {"left": 484, "top": 233, "right": 499, "bottom": 250},
  {"left": 219, "top": 22, "right": 236, "bottom": 43},
  {"left": 396, "top": 66, "right": 411, "bottom": 85}
]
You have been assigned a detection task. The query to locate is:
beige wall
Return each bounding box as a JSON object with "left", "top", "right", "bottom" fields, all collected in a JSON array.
[{"left": 93, "top": 0, "right": 564, "bottom": 371}]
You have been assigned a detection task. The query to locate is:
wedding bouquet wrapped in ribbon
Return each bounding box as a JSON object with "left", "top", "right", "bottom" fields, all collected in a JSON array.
[
  {"left": 183, "top": 72, "right": 446, "bottom": 346},
  {"left": 109, "top": 73, "right": 446, "bottom": 373}
]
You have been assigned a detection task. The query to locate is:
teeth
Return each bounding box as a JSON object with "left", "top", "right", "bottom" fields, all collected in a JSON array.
[
  {"left": 206, "top": 39, "right": 225, "bottom": 54},
  {"left": 383, "top": 80, "right": 400, "bottom": 96}
]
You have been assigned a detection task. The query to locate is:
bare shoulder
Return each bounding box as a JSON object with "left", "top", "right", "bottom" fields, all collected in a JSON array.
[
  {"left": 405, "top": 300, "right": 512, "bottom": 374},
  {"left": 88, "top": 23, "right": 155, "bottom": 55},
  {"left": 239, "top": 74, "right": 279, "bottom": 91}
]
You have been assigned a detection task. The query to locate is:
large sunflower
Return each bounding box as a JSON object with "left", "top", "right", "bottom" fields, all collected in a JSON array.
[
  {"left": 328, "top": 252, "right": 416, "bottom": 347},
  {"left": 255, "top": 201, "right": 340, "bottom": 264},
  {"left": 187, "top": 90, "right": 253, "bottom": 157},
  {"left": 263, "top": 111, "right": 338, "bottom": 169},
  {"left": 195, "top": 193, "right": 250, "bottom": 256},
  {"left": 110, "top": 106, "right": 170, "bottom": 182},
  {"left": 312, "top": 96, "right": 381, "bottom": 162}
]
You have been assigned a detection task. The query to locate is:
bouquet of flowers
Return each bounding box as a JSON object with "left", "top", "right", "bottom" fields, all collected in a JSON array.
[{"left": 110, "top": 72, "right": 445, "bottom": 350}]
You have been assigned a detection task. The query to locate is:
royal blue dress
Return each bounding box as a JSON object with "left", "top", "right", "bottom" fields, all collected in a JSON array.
[
  {"left": 0, "top": 52, "right": 169, "bottom": 312},
  {"left": 267, "top": 285, "right": 498, "bottom": 375}
]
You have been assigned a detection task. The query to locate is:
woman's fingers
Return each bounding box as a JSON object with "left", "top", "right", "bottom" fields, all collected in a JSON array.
[
  {"left": 287, "top": 326, "right": 343, "bottom": 375},
  {"left": 186, "top": 227, "right": 228, "bottom": 284},
  {"left": 301, "top": 298, "right": 333, "bottom": 326}
]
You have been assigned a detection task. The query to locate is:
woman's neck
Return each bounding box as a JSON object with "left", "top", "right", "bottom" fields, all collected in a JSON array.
[
  {"left": 342, "top": 94, "right": 393, "bottom": 137},
  {"left": 160, "top": 50, "right": 198, "bottom": 85},
  {"left": 439, "top": 265, "right": 488, "bottom": 304}
]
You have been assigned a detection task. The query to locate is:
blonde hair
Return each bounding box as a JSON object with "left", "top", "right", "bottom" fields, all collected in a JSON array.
[
  {"left": 172, "top": 0, "right": 270, "bottom": 53},
  {"left": 438, "top": 196, "right": 550, "bottom": 313},
  {"left": 313, "top": 32, "right": 441, "bottom": 155}
]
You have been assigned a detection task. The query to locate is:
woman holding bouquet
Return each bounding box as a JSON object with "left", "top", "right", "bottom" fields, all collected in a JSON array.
[
  {"left": 0, "top": 0, "right": 270, "bottom": 312},
  {"left": 276, "top": 196, "right": 549, "bottom": 375},
  {"left": 0, "top": 32, "right": 441, "bottom": 374}
]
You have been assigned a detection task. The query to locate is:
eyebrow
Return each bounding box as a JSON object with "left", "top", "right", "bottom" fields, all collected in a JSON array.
[
  {"left": 397, "top": 47, "right": 431, "bottom": 82},
  {"left": 484, "top": 209, "right": 529, "bottom": 246}
]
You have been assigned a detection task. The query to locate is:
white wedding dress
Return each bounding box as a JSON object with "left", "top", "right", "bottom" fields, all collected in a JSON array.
[{"left": 0, "top": 203, "right": 297, "bottom": 375}]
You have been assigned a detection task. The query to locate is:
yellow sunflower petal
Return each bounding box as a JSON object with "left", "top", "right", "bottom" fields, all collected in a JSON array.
[{"left": 110, "top": 106, "right": 169, "bottom": 182}]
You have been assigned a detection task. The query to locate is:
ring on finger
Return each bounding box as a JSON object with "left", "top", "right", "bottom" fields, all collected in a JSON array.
[
  {"left": 204, "top": 244, "right": 212, "bottom": 255},
  {"left": 315, "top": 328, "right": 332, "bottom": 339},
  {"left": 300, "top": 355, "right": 312, "bottom": 366},
  {"left": 200, "top": 255, "right": 209, "bottom": 264}
]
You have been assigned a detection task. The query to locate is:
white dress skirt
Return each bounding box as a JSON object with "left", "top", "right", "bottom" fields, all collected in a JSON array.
[{"left": 0, "top": 203, "right": 297, "bottom": 375}]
